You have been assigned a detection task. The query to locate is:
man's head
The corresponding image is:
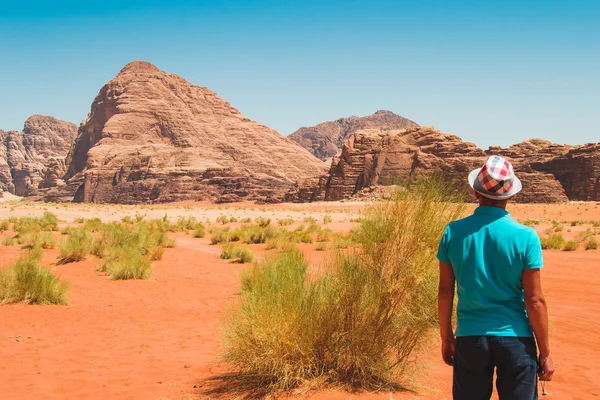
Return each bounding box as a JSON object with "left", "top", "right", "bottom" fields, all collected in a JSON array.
[{"left": 468, "top": 155, "right": 521, "bottom": 208}]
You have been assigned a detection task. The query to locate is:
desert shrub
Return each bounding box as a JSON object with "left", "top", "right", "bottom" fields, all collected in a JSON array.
[
  {"left": 121, "top": 216, "right": 133, "bottom": 224},
  {"left": 0, "top": 220, "right": 9, "bottom": 232},
  {"left": 149, "top": 246, "right": 164, "bottom": 261},
  {"left": 255, "top": 217, "right": 271, "bottom": 228},
  {"left": 57, "top": 228, "right": 93, "bottom": 264},
  {"left": 59, "top": 227, "right": 71, "bottom": 235},
  {"left": 13, "top": 212, "right": 59, "bottom": 234},
  {"left": 1, "top": 236, "right": 15, "bottom": 246},
  {"left": 230, "top": 216, "right": 239, "bottom": 223},
  {"left": 192, "top": 224, "right": 206, "bottom": 238},
  {"left": 223, "top": 179, "right": 466, "bottom": 391},
  {"left": 73, "top": 217, "right": 86, "bottom": 224},
  {"left": 303, "top": 216, "right": 316, "bottom": 224},
  {"left": 99, "top": 248, "right": 152, "bottom": 280},
  {"left": 323, "top": 215, "right": 333, "bottom": 224},
  {"left": 314, "top": 242, "right": 328, "bottom": 251},
  {"left": 576, "top": 228, "right": 594, "bottom": 243},
  {"left": 277, "top": 218, "right": 294, "bottom": 227},
  {"left": 217, "top": 215, "right": 229, "bottom": 225},
  {"left": 170, "top": 216, "right": 197, "bottom": 232},
  {"left": 220, "top": 243, "right": 256, "bottom": 263},
  {"left": 83, "top": 218, "right": 104, "bottom": 232},
  {"left": 563, "top": 241, "right": 579, "bottom": 251},
  {"left": 316, "top": 228, "right": 332, "bottom": 242},
  {"left": 244, "top": 225, "right": 278, "bottom": 244},
  {"left": 0, "top": 248, "right": 69, "bottom": 305},
  {"left": 265, "top": 237, "right": 297, "bottom": 252},
  {"left": 240, "top": 217, "right": 252, "bottom": 223},
  {"left": 570, "top": 220, "right": 584, "bottom": 227},
  {"left": 584, "top": 237, "right": 598, "bottom": 250},
  {"left": 210, "top": 227, "right": 232, "bottom": 244},
  {"left": 540, "top": 234, "right": 565, "bottom": 250},
  {"left": 21, "top": 231, "right": 57, "bottom": 250},
  {"left": 593, "top": 221, "right": 600, "bottom": 228}
]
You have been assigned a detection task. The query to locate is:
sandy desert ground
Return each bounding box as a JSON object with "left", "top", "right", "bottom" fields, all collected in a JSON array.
[{"left": 0, "top": 201, "right": 599, "bottom": 400}]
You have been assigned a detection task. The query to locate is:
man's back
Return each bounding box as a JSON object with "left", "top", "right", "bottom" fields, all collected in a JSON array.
[{"left": 437, "top": 205, "right": 543, "bottom": 337}]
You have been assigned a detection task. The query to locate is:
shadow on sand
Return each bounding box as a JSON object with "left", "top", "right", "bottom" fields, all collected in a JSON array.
[{"left": 194, "top": 372, "right": 414, "bottom": 399}]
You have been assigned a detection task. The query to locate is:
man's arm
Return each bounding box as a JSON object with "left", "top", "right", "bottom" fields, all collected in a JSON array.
[
  {"left": 438, "top": 261, "right": 456, "bottom": 366},
  {"left": 522, "top": 268, "right": 555, "bottom": 381}
]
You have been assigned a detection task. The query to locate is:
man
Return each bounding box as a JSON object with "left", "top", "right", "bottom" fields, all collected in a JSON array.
[{"left": 437, "top": 155, "right": 555, "bottom": 400}]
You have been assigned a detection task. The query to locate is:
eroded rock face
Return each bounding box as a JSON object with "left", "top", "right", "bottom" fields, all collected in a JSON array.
[
  {"left": 58, "top": 61, "right": 327, "bottom": 204},
  {"left": 288, "top": 110, "right": 419, "bottom": 161},
  {"left": 0, "top": 116, "right": 77, "bottom": 196},
  {"left": 286, "top": 127, "right": 582, "bottom": 203}
]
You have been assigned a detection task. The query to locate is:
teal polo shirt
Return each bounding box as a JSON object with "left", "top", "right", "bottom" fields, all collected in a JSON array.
[{"left": 437, "top": 206, "right": 543, "bottom": 337}]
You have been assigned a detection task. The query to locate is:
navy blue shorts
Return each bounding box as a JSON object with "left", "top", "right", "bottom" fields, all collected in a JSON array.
[{"left": 453, "top": 336, "right": 538, "bottom": 400}]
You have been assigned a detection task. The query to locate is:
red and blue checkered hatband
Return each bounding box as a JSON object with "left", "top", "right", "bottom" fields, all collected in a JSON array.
[{"left": 477, "top": 156, "right": 514, "bottom": 194}]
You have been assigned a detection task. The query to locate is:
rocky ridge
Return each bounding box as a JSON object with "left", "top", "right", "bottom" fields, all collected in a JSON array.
[
  {"left": 288, "top": 110, "right": 419, "bottom": 161},
  {"left": 286, "top": 126, "right": 599, "bottom": 203},
  {"left": 0, "top": 116, "right": 77, "bottom": 196},
  {"left": 44, "top": 61, "right": 327, "bottom": 204}
]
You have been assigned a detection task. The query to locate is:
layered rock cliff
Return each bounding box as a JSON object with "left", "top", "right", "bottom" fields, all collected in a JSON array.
[
  {"left": 54, "top": 61, "right": 327, "bottom": 204},
  {"left": 288, "top": 110, "right": 419, "bottom": 161},
  {"left": 286, "top": 127, "right": 585, "bottom": 203},
  {"left": 0, "top": 116, "right": 77, "bottom": 196}
]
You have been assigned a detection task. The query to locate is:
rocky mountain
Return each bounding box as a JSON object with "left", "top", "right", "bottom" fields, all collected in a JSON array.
[
  {"left": 286, "top": 126, "right": 599, "bottom": 203},
  {"left": 288, "top": 110, "right": 419, "bottom": 160},
  {"left": 0, "top": 116, "right": 78, "bottom": 196},
  {"left": 46, "top": 61, "right": 327, "bottom": 204}
]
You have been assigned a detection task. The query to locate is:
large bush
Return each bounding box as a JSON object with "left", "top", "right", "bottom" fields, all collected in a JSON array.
[
  {"left": 0, "top": 248, "right": 69, "bottom": 305},
  {"left": 222, "top": 180, "right": 466, "bottom": 391}
]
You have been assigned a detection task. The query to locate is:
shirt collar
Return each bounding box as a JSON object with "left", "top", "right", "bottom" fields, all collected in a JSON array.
[{"left": 474, "top": 206, "right": 510, "bottom": 217}]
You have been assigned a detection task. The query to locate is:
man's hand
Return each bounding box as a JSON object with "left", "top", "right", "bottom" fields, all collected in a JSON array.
[
  {"left": 538, "top": 353, "right": 555, "bottom": 381},
  {"left": 441, "top": 336, "right": 456, "bottom": 366}
]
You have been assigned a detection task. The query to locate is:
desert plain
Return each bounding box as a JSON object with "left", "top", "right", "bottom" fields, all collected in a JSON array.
[{"left": 0, "top": 200, "right": 598, "bottom": 400}]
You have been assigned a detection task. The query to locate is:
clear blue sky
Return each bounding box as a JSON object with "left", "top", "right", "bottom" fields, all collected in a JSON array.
[{"left": 0, "top": 0, "right": 598, "bottom": 149}]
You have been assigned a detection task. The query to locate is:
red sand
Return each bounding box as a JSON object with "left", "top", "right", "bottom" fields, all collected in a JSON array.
[{"left": 1, "top": 204, "right": 600, "bottom": 399}]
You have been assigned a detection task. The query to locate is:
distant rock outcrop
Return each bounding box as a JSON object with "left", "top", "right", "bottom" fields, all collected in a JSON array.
[
  {"left": 288, "top": 110, "right": 419, "bottom": 161},
  {"left": 0, "top": 116, "right": 77, "bottom": 196},
  {"left": 286, "top": 127, "right": 590, "bottom": 203},
  {"left": 52, "top": 61, "right": 326, "bottom": 204}
]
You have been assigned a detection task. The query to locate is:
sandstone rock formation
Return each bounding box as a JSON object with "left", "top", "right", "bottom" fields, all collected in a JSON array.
[
  {"left": 286, "top": 126, "right": 585, "bottom": 203},
  {"left": 288, "top": 110, "right": 419, "bottom": 160},
  {"left": 54, "top": 61, "right": 327, "bottom": 204},
  {"left": 0, "top": 116, "right": 77, "bottom": 196}
]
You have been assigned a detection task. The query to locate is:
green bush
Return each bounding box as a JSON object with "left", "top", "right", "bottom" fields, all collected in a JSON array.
[
  {"left": 1, "top": 236, "right": 15, "bottom": 246},
  {"left": 522, "top": 219, "right": 540, "bottom": 226},
  {"left": 585, "top": 237, "right": 598, "bottom": 250},
  {"left": 73, "top": 217, "right": 86, "bottom": 224},
  {"left": 576, "top": 228, "right": 594, "bottom": 243},
  {"left": 192, "top": 224, "right": 206, "bottom": 238},
  {"left": 563, "top": 241, "right": 579, "bottom": 251},
  {"left": 0, "top": 220, "right": 9, "bottom": 232},
  {"left": 244, "top": 225, "right": 278, "bottom": 244},
  {"left": 149, "top": 246, "right": 164, "bottom": 261},
  {"left": 303, "top": 216, "right": 316, "bottom": 224},
  {"left": 0, "top": 249, "right": 69, "bottom": 305},
  {"left": 223, "top": 179, "right": 466, "bottom": 391},
  {"left": 540, "top": 234, "right": 565, "bottom": 250},
  {"left": 314, "top": 242, "right": 328, "bottom": 251},
  {"left": 217, "top": 215, "right": 230, "bottom": 225},
  {"left": 13, "top": 212, "right": 59, "bottom": 233},
  {"left": 99, "top": 248, "right": 152, "bottom": 280},
  {"left": 20, "top": 231, "right": 57, "bottom": 250},
  {"left": 57, "top": 228, "right": 93, "bottom": 264},
  {"left": 277, "top": 218, "right": 294, "bottom": 227},
  {"left": 210, "top": 227, "right": 232, "bottom": 244},
  {"left": 220, "top": 243, "right": 256, "bottom": 263},
  {"left": 323, "top": 215, "right": 333, "bottom": 224},
  {"left": 240, "top": 217, "right": 252, "bottom": 223},
  {"left": 255, "top": 217, "right": 271, "bottom": 228}
]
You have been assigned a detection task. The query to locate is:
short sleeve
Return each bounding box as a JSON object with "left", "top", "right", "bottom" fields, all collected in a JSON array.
[
  {"left": 524, "top": 230, "right": 544, "bottom": 269},
  {"left": 437, "top": 225, "right": 451, "bottom": 264}
]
